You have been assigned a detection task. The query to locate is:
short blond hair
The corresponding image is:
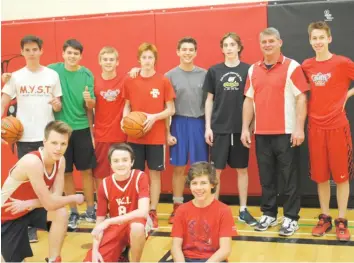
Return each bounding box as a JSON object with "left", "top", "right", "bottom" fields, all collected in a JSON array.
[{"left": 98, "top": 46, "right": 119, "bottom": 63}]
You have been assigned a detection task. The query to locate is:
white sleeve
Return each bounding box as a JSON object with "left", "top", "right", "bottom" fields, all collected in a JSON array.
[{"left": 2, "top": 77, "right": 17, "bottom": 99}]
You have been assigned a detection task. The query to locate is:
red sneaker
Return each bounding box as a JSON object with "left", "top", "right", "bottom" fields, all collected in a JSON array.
[
  {"left": 168, "top": 203, "right": 182, "bottom": 224},
  {"left": 149, "top": 210, "right": 158, "bottom": 229},
  {"left": 335, "top": 218, "right": 351, "bottom": 241},
  {"left": 312, "top": 214, "right": 332, "bottom": 237},
  {"left": 45, "top": 256, "right": 61, "bottom": 263}
]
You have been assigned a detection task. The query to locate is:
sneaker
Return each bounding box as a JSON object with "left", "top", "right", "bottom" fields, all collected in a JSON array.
[
  {"left": 312, "top": 214, "right": 332, "bottom": 237},
  {"left": 335, "top": 218, "right": 351, "bottom": 241},
  {"left": 80, "top": 211, "right": 96, "bottom": 223},
  {"left": 68, "top": 212, "right": 80, "bottom": 230},
  {"left": 168, "top": 203, "right": 182, "bottom": 224},
  {"left": 28, "top": 227, "right": 39, "bottom": 243},
  {"left": 45, "top": 256, "right": 62, "bottom": 263},
  {"left": 238, "top": 208, "right": 258, "bottom": 226},
  {"left": 255, "top": 215, "right": 277, "bottom": 231},
  {"left": 118, "top": 247, "right": 130, "bottom": 262},
  {"left": 149, "top": 210, "right": 158, "bottom": 229},
  {"left": 279, "top": 217, "right": 299, "bottom": 236}
]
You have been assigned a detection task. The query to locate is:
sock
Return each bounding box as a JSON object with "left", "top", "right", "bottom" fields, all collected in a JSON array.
[
  {"left": 70, "top": 207, "right": 78, "bottom": 214},
  {"left": 240, "top": 206, "right": 247, "bottom": 212},
  {"left": 86, "top": 206, "right": 95, "bottom": 214},
  {"left": 173, "top": 196, "right": 184, "bottom": 204}
]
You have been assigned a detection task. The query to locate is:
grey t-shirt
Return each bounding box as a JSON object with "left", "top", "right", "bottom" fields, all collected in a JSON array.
[{"left": 165, "top": 66, "right": 207, "bottom": 118}]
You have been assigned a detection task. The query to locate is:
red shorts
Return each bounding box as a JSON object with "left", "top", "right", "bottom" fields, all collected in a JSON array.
[
  {"left": 83, "top": 218, "right": 147, "bottom": 262},
  {"left": 93, "top": 142, "right": 115, "bottom": 179},
  {"left": 308, "top": 123, "right": 353, "bottom": 183}
]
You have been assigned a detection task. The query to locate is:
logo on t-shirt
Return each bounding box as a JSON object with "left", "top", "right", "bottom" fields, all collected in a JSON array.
[
  {"left": 19, "top": 85, "right": 52, "bottom": 96},
  {"left": 311, "top": 72, "right": 331, "bottom": 86},
  {"left": 100, "top": 89, "right": 120, "bottom": 102},
  {"left": 220, "top": 72, "right": 242, "bottom": 91},
  {"left": 150, "top": 88, "right": 160, "bottom": 98}
]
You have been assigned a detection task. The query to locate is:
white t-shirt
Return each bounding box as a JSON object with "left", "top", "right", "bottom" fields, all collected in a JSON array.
[{"left": 2, "top": 66, "right": 62, "bottom": 142}]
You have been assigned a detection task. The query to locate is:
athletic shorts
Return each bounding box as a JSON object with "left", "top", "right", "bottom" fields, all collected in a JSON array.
[
  {"left": 308, "top": 123, "right": 353, "bottom": 183},
  {"left": 1, "top": 208, "right": 48, "bottom": 262},
  {"left": 83, "top": 218, "right": 146, "bottom": 263},
  {"left": 169, "top": 115, "right": 209, "bottom": 166},
  {"left": 64, "top": 128, "right": 97, "bottom": 173},
  {"left": 210, "top": 133, "right": 249, "bottom": 169},
  {"left": 129, "top": 143, "right": 165, "bottom": 171},
  {"left": 93, "top": 142, "right": 116, "bottom": 179},
  {"left": 16, "top": 141, "right": 43, "bottom": 159}
]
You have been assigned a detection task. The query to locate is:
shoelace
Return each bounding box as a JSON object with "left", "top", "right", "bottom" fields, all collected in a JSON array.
[
  {"left": 282, "top": 218, "right": 292, "bottom": 228},
  {"left": 316, "top": 219, "right": 325, "bottom": 228},
  {"left": 259, "top": 215, "right": 269, "bottom": 224}
]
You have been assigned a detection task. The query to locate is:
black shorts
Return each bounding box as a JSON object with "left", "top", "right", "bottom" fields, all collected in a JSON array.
[
  {"left": 16, "top": 141, "right": 43, "bottom": 159},
  {"left": 1, "top": 208, "right": 48, "bottom": 262},
  {"left": 65, "top": 128, "right": 97, "bottom": 173},
  {"left": 129, "top": 143, "right": 165, "bottom": 171},
  {"left": 211, "top": 133, "right": 249, "bottom": 169}
]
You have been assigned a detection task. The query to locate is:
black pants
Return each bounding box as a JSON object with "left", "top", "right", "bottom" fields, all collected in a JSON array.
[{"left": 255, "top": 134, "right": 301, "bottom": 221}]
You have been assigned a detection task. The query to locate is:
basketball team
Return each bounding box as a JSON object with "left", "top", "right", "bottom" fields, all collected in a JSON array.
[{"left": 1, "top": 20, "right": 354, "bottom": 262}]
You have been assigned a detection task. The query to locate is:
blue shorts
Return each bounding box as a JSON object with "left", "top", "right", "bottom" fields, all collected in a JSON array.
[{"left": 170, "top": 115, "right": 209, "bottom": 166}]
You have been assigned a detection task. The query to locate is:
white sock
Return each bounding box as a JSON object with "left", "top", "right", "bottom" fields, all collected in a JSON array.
[
  {"left": 240, "top": 206, "right": 247, "bottom": 212},
  {"left": 173, "top": 196, "right": 184, "bottom": 204}
]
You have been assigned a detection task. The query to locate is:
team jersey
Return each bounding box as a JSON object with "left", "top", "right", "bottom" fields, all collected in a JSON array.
[
  {"left": 302, "top": 54, "right": 354, "bottom": 129},
  {"left": 96, "top": 169, "right": 150, "bottom": 218},
  {"left": 94, "top": 75, "right": 126, "bottom": 142},
  {"left": 122, "top": 74, "right": 176, "bottom": 145},
  {"left": 171, "top": 199, "right": 237, "bottom": 260},
  {"left": 1, "top": 148, "right": 60, "bottom": 222}
]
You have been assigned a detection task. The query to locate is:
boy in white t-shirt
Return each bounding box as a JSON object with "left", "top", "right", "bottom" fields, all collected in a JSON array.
[{"left": 1, "top": 35, "right": 62, "bottom": 243}]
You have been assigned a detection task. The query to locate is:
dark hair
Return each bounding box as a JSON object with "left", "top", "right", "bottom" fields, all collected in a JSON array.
[
  {"left": 308, "top": 21, "right": 331, "bottom": 38},
  {"left": 63, "top": 39, "right": 84, "bottom": 54},
  {"left": 44, "top": 121, "right": 72, "bottom": 139},
  {"left": 108, "top": 143, "right": 135, "bottom": 164},
  {"left": 220, "top": 32, "right": 244, "bottom": 56},
  {"left": 177, "top": 37, "right": 198, "bottom": 51},
  {"left": 20, "top": 35, "right": 43, "bottom": 50},
  {"left": 186, "top": 161, "right": 218, "bottom": 194}
]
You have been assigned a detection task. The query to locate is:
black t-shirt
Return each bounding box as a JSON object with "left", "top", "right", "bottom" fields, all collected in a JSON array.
[{"left": 203, "top": 62, "right": 250, "bottom": 134}]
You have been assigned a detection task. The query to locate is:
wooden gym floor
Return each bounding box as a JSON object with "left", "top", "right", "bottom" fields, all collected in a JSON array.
[{"left": 28, "top": 204, "right": 354, "bottom": 262}]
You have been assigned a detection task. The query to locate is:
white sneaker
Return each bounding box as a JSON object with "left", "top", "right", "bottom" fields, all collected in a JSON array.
[
  {"left": 255, "top": 215, "right": 277, "bottom": 231},
  {"left": 279, "top": 217, "right": 299, "bottom": 236}
]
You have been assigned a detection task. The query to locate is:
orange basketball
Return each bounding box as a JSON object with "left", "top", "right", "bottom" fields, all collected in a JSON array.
[
  {"left": 1, "top": 116, "right": 24, "bottom": 144},
  {"left": 122, "top": 111, "right": 147, "bottom": 138}
]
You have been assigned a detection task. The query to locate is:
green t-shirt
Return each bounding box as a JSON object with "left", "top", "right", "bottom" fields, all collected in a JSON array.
[{"left": 48, "top": 63, "right": 95, "bottom": 130}]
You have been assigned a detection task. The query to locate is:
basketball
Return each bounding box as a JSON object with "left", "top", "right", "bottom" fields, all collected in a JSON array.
[
  {"left": 122, "top": 111, "right": 147, "bottom": 138},
  {"left": 1, "top": 116, "right": 24, "bottom": 144}
]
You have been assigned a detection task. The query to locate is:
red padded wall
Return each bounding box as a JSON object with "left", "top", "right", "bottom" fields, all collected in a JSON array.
[{"left": 1, "top": 3, "right": 267, "bottom": 196}]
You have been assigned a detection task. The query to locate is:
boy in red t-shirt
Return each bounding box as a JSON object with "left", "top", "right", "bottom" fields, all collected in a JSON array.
[
  {"left": 83, "top": 143, "right": 150, "bottom": 263},
  {"left": 92, "top": 47, "right": 127, "bottom": 188},
  {"left": 302, "top": 21, "right": 354, "bottom": 241},
  {"left": 122, "top": 43, "right": 176, "bottom": 229},
  {"left": 171, "top": 161, "right": 236, "bottom": 262}
]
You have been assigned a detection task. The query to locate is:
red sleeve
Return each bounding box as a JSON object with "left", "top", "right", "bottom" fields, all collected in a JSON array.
[
  {"left": 122, "top": 78, "right": 131, "bottom": 100},
  {"left": 290, "top": 65, "right": 310, "bottom": 95},
  {"left": 346, "top": 57, "right": 354, "bottom": 80},
  {"left": 171, "top": 206, "right": 184, "bottom": 238},
  {"left": 96, "top": 180, "right": 108, "bottom": 217},
  {"left": 164, "top": 77, "right": 176, "bottom": 102},
  {"left": 138, "top": 172, "right": 150, "bottom": 199},
  {"left": 219, "top": 206, "right": 237, "bottom": 237}
]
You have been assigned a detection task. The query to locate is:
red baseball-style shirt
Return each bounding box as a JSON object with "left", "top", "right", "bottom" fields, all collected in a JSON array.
[
  {"left": 1, "top": 149, "right": 60, "bottom": 222},
  {"left": 171, "top": 199, "right": 237, "bottom": 260},
  {"left": 96, "top": 169, "right": 150, "bottom": 218},
  {"left": 122, "top": 74, "right": 176, "bottom": 145},
  {"left": 94, "top": 75, "right": 127, "bottom": 142},
  {"left": 244, "top": 54, "right": 309, "bottom": 134},
  {"left": 302, "top": 54, "right": 354, "bottom": 129}
]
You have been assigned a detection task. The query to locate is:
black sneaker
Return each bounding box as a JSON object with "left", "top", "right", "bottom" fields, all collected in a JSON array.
[
  {"left": 80, "top": 211, "right": 96, "bottom": 223},
  {"left": 238, "top": 208, "right": 258, "bottom": 226},
  {"left": 28, "top": 227, "right": 39, "bottom": 243},
  {"left": 68, "top": 212, "right": 80, "bottom": 230},
  {"left": 279, "top": 217, "right": 299, "bottom": 236},
  {"left": 255, "top": 215, "right": 278, "bottom": 231}
]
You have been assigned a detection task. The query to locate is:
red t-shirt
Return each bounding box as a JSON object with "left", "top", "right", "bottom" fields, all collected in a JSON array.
[
  {"left": 1, "top": 150, "right": 60, "bottom": 222},
  {"left": 302, "top": 54, "right": 354, "bottom": 129},
  {"left": 122, "top": 74, "right": 176, "bottom": 144},
  {"left": 94, "top": 75, "right": 126, "bottom": 142},
  {"left": 244, "top": 55, "right": 309, "bottom": 134},
  {"left": 96, "top": 169, "right": 150, "bottom": 218},
  {"left": 171, "top": 199, "right": 237, "bottom": 260}
]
